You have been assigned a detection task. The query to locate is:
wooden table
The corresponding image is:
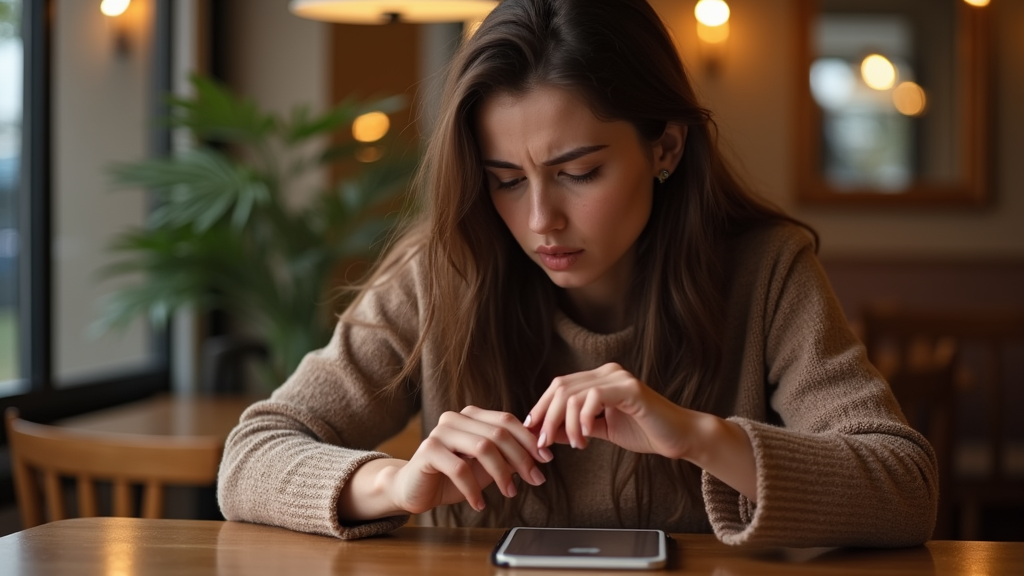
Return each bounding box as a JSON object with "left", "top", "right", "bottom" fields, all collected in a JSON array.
[
  {"left": 54, "top": 394, "right": 261, "bottom": 439},
  {"left": 1, "top": 518, "right": 1021, "bottom": 576}
]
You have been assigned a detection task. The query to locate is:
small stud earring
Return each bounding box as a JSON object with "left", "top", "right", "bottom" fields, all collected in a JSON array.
[{"left": 656, "top": 169, "right": 671, "bottom": 184}]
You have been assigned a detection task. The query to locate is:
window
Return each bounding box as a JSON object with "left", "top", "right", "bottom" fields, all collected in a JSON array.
[
  {"left": 0, "top": 0, "right": 22, "bottom": 396},
  {"left": 0, "top": 0, "right": 169, "bottom": 419}
]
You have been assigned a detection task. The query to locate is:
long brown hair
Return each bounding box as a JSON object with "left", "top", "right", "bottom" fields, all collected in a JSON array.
[{"left": 361, "top": 0, "right": 816, "bottom": 528}]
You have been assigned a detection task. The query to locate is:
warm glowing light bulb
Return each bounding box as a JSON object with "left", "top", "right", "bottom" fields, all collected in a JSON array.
[
  {"left": 352, "top": 111, "right": 390, "bottom": 143},
  {"left": 893, "top": 81, "right": 927, "bottom": 116},
  {"left": 695, "top": 0, "right": 730, "bottom": 27},
  {"left": 963, "top": 0, "right": 990, "bottom": 7},
  {"left": 861, "top": 54, "right": 897, "bottom": 90},
  {"left": 100, "top": 0, "right": 131, "bottom": 17}
]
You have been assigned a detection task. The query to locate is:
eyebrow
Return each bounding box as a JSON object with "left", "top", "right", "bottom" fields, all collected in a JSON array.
[{"left": 482, "top": 144, "right": 609, "bottom": 170}]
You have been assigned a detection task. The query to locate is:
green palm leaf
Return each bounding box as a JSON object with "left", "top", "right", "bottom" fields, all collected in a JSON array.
[{"left": 100, "top": 75, "right": 418, "bottom": 385}]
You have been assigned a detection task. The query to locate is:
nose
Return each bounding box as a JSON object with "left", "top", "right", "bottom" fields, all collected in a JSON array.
[{"left": 527, "top": 181, "right": 566, "bottom": 235}]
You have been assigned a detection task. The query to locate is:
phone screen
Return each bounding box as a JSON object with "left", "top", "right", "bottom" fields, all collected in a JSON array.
[{"left": 504, "top": 527, "right": 660, "bottom": 557}]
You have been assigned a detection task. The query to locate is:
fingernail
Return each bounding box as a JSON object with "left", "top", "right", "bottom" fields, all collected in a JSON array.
[
  {"left": 537, "top": 432, "right": 547, "bottom": 449},
  {"left": 570, "top": 440, "right": 576, "bottom": 449},
  {"left": 523, "top": 414, "right": 532, "bottom": 427},
  {"left": 530, "top": 467, "right": 546, "bottom": 485},
  {"left": 475, "top": 500, "right": 486, "bottom": 512},
  {"left": 582, "top": 425, "right": 589, "bottom": 436},
  {"left": 507, "top": 482, "right": 517, "bottom": 498},
  {"left": 539, "top": 447, "right": 554, "bottom": 462}
]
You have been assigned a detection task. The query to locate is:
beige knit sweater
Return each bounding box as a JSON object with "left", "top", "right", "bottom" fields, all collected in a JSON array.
[{"left": 217, "top": 224, "right": 938, "bottom": 547}]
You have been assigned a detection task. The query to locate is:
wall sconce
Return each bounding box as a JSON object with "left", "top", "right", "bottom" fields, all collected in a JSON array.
[
  {"left": 352, "top": 111, "right": 391, "bottom": 163},
  {"left": 962, "top": 0, "right": 990, "bottom": 6},
  {"left": 288, "top": 0, "right": 498, "bottom": 24},
  {"left": 100, "top": 0, "right": 132, "bottom": 56},
  {"left": 694, "top": 0, "right": 730, "bottom": 76}
]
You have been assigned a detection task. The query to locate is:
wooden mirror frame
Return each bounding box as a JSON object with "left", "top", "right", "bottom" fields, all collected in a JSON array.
[{"left": 794, "top": 0, "right": 991, "bottom": 207}]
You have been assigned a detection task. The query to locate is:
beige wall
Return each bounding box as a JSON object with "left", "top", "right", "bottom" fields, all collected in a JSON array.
[
  {"left": 52, "top": 0, "right": 153, "bottom": 384},
  {"left": 237, "top": 0, "right": 1024, "bottom": 260},
  {"left": 651, "top": 0, "right": 1024, "bottom": 259},
  {"left": 224, "top": 0, "right": 328, "bottom": 207}
]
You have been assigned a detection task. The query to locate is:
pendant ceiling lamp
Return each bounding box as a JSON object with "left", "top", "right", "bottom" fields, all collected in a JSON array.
[{"left": 289, "top": 0, "right": 499, "bottom": 24}]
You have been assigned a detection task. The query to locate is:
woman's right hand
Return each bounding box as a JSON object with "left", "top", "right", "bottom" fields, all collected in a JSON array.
[{"left": 386, "top": 406, "right": 554, "bottom": 514}]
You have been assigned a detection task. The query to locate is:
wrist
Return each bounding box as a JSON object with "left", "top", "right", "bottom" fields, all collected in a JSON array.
[
  {"left": 338, "top": 458, "right": 407, "bottom": 522},
  {"left": 675, "top": 410, "right": 721, "bottom": 465},
  {"left": 682, "top": 416, "right": 759, "bottom": 503},
  {"left": 375, "top": 460, "right": 406, "bottom": 515}
]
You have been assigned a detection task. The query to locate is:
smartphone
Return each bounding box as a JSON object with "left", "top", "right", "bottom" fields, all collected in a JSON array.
[{"left": 491, "top": 527, "right": 668, "bottom": 570}]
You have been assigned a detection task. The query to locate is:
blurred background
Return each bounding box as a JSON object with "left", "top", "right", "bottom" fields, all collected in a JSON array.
[{"left": 0, "top": 0, "right": 1020, "bottom": 541}]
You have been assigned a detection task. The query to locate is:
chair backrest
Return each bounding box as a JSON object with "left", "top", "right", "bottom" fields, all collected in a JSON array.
[
  {"left": 862, "top": 306, "right": 1024, "bottom": 538},
  {"left": 4, "top": 408, "right": 222, "bottom": 529}
]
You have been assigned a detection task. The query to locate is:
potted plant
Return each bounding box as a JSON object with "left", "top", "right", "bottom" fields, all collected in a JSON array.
[{"left": 99, "top": 76, "right": 416, "bottom": 388}]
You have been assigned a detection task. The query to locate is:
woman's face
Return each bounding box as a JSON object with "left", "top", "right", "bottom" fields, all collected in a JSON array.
[{"left": 477, "top": 85, "right": 677, "bottom": 311}]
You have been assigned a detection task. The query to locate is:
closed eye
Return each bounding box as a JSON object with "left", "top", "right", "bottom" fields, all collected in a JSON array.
[
  {"left": 564, "top": 166, "right": 601, "bottom": 184},
  {"left": 495, "top": 177, "right": 525, "bottom": 190}
]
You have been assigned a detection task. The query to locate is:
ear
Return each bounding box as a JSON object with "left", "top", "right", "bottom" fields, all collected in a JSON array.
[{"left": 651, "top": 123, "right": 688, "bottom": 177}]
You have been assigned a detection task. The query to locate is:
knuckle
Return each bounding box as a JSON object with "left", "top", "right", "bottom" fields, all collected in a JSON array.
[
  {"left": 489, "top": 427, "right": 510, "bottom": 443},
  {"left": 438, "top": 411, "right": 458, "bottom": 425},
  {"left": 450, "top": 460, "right": 469, "bottom": 477},
  {"left": 498, "top": 412, "right": 517, "bottom": 425},
  {"left": 551, "top": 376, "right": 566, "bottom": 389},
  {"left": 474, "top": 438, "right": 497, "bottom": 456},
  {"left": 461, "top": 405, "right": 478, "bottom": 415}
]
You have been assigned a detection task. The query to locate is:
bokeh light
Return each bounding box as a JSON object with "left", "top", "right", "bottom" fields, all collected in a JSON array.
[
  {"left": 100, "top": 0, "right": 131, "bottom": 17},
  {"left": 861, "top": 54, "right": 897, "bottom": 91},
  {"left": 352, "top": 111, "right": 390, "bottom": 143},
  {"left": 892, "top": 81, "right": 927, "bottom": 116},
  {"left": 695, "top": 0, "right": 730, "bottom": 27}
]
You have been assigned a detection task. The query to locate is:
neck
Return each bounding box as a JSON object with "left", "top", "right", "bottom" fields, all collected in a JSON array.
[
  {"left": 560, "top": 248, "right": 636, "bottom": 334},
  {"left": 561, "top": 293, "right": 630, "bottom": 333}
]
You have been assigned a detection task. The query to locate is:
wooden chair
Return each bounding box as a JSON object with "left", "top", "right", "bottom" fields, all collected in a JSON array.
[
  {"left": 862, "top": 307, "right": 1024, "bottom": 540},
  {"left": 4, "top": 408, "right": 223, "bottom": 529}
]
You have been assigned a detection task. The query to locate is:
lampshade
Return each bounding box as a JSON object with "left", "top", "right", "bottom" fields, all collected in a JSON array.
[{"left": 289, "top": 0, "right": 499, "bottom": 24}]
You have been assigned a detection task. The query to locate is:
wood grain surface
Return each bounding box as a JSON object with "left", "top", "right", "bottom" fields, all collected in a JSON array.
[{"left": 1, "top": 518, "right": 1021, "bottom": 576}]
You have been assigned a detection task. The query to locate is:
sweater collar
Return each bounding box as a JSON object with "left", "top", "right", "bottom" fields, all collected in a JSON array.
[{"left": 553, "top": 309, "right": 635, "bottom": 368}]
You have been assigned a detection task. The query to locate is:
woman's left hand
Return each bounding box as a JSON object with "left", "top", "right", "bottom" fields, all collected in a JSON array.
[{"left": 526, "top": 362, "right": 695, "bottom": 458}]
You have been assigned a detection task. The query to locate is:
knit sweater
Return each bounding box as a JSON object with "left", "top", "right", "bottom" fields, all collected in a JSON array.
[{"left": 217, "top": 223, "right": 938, "bottom": 547}]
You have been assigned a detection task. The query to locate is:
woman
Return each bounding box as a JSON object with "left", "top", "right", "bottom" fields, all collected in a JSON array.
[{"left": 217, "top": 0, "right": 937, "bottom": 547}]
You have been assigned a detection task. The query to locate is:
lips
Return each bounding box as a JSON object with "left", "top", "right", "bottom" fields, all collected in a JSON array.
[{"left": 536, "top": 246, "right": 583, "bottom": 271}]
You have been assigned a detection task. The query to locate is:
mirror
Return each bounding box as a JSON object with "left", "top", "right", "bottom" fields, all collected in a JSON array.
[{"left": 795, "top": 0, "right": 990, "bottom": 206}]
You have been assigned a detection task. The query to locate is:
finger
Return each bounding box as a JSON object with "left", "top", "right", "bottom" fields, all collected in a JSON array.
[
  {"left": 564, "top": 393, "right": 585, "bottom": 449},
  {"left": 580, "top": 387, "right": 609, "bottom": 441},
  {"left": 431, "top": 426, "right": 520, "bottom": 498},
  {"left": 525, "top": 384, "right": 556, "bottom": 435},
  {"left": 526, "top": 370, "right": 592, "bottom": 434},
  {"left": 538, "top": 383, "right": 572, "bottom": 450},
  {"left": 415, "top": 438, "right": 487, "bottom": 511},
  {"left": 459, "top": 406, "right": 553, "bottom": 465}
]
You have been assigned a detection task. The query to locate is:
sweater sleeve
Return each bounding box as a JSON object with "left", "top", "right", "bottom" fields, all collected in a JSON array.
[
  {"left": 702, "top": 231, "right": 939, "bottom": 547},
  {"left": 217, "top": 253, "right": 425, "bottom": 539}
]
